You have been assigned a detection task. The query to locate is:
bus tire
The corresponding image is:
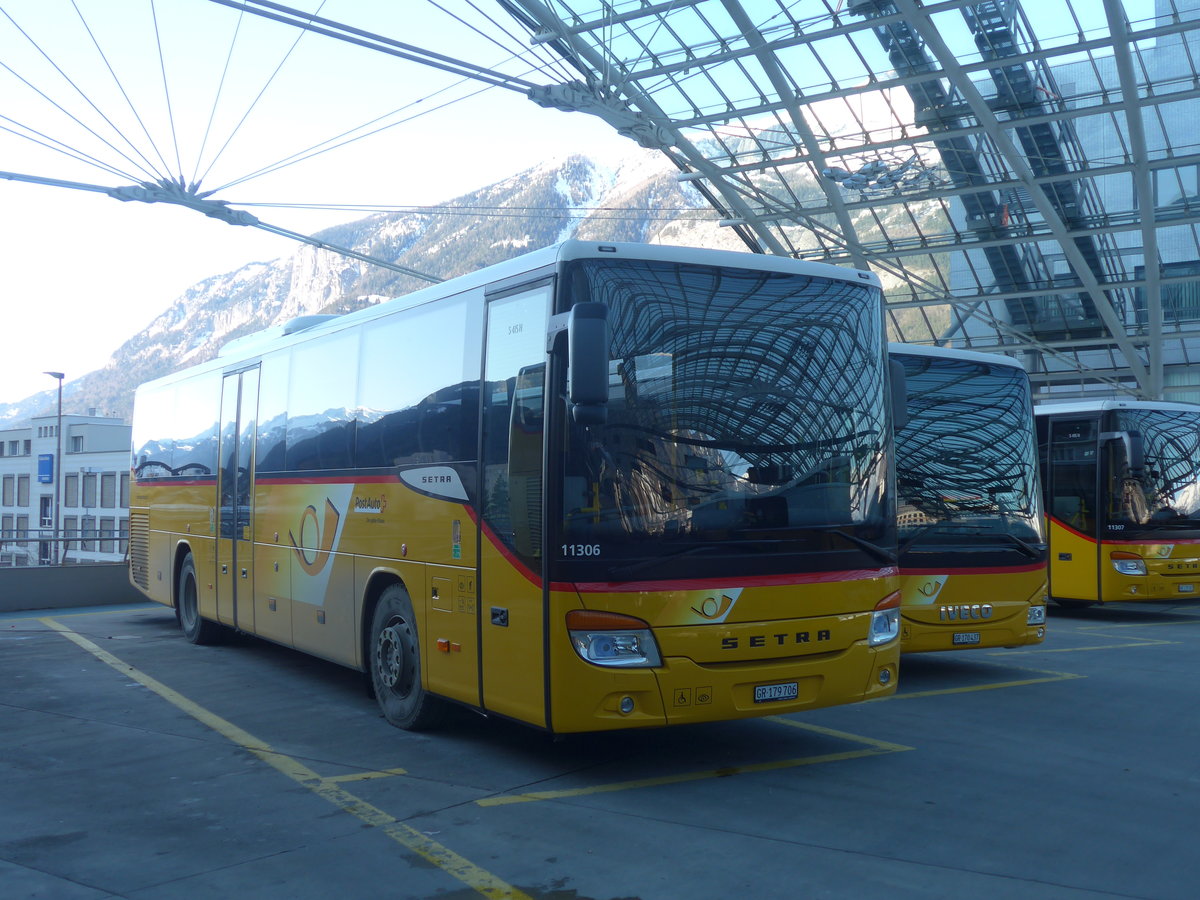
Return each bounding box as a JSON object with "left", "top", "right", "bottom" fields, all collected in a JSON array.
[
  {"left": 178, "top": 553, "right": 222, "bottom": 645},
  {"left": 369, "top": 584, "right": 444, "bottom": 731}
]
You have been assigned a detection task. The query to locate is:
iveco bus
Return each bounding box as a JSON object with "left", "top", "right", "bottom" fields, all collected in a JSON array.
[
  {"left": 1036, "top": 400, "right": 1200, "bottom": 607},
  {"left": 891, "top": 344, "right": 1047, "bottom": 650},
  {"left": 129, "top": 241, "right": 901, "bottom": 733}
]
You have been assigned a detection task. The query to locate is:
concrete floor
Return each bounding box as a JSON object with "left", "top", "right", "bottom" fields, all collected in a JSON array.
[{"left": 2, "top": 599, "right": 1196, "bottom": 899}]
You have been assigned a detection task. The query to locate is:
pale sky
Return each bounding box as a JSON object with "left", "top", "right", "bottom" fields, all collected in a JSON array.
[{"left": 0, "top": 1, "right": 634, "bottom": 405}]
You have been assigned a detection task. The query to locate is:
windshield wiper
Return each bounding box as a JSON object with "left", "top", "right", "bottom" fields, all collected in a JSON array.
[
  {"left": 900, "top": 523, "right": 1044, "bottom": 559},
  {"left": 897, "top": 521, "right": 988, "bottom": 554},
  {"left": 993, "top": 532, "right": 1047, "bottom": 559},
  {"left": 811, "top": 528, "right": 897, "bottom": 566}
]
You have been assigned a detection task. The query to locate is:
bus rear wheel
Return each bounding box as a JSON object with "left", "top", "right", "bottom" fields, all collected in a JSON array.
[
  {"left": 369, "top": 584, "right": 444, "bottom": 731},
  {"left": 177, "top": 553, "right": 222, "bottom": 645}
]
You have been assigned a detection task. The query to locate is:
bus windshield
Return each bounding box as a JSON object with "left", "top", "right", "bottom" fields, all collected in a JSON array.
[
  {"left": 1106, "top": 407, "right": 1200, "bottom": 533},
  {"left": 894, "top": 353, "right": 1043, "bottom": 556},
  {"left": 556, "top": 257, "right": 891, "bottom": 581}
]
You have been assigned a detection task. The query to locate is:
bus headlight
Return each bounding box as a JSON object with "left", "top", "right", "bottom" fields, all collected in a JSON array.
[
  {"left": 1027, "top": 605, "right": 1046, "bottom": 625},
  {"left": 869, "top": 591, "right": 901, "bottom": 646},
  {"left": 1110, "top": 551, "right": 1147, "bottom": 576},
  {"left": 566, "top": 610, "right": 662, "bottom": 668}
]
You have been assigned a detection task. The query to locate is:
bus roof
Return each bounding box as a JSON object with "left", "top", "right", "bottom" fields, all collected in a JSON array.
[
  {"left": 887, "top": 342, "right": 1025, "bottom": 370},
  {"left": 1034, "top": 398, "right": 1200, "bottom": 416}
]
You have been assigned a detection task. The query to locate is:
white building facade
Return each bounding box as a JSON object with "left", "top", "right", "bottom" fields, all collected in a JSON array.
[{"left": 0, "top": 412, "right": 131, "bottom": 567}]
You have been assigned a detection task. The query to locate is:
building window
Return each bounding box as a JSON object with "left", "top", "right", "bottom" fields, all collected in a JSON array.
[
  {"left": 16, "top": 515, "right": 28, "bottom": 538},
  {"left": 99, "top": 517, "right": 115, "bottom": 553},
  {"left": 64, "top": 474, "right": 79, "bottom": 508},
  {"left": 1, "top": 514, "right": 11, "bottom": 537},
  {"left": 119, "top": 518, "right": 129, "bottom": 554},
  {"left": 120, "top": 473, "right": 130, "bottom": 507},
  {"left": 80, "top": 516, "right": 95, "bottom": 551},
  {"left": 82, "top": 473, "right": 97, "bottom": 508},
  {"left": 1, "top": 475, "right": 12, "bottom": 506},
  {"left": 71, "top": 436, "right": 83, "bottom": 452},
  {"left": 100, "top": 473, "right": 116, "bottom": 508},
  {"left": 39, "top": 496, "right": 52, "bottom": 528},
  {"left": 22, "top": 440, "right": 30, "bottom": 455},
  {"left": 63, "top": 516, "right": 78, "bottom": 555},
  {"left": 17, "top": 475, "right": 29, "bottom": 507}
]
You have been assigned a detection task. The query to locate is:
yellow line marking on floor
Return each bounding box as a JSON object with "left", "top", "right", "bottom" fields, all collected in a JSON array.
[
  {"left": 765, "top": 717, "right": 914, "bottom": 753},
  {"left": 477, "top": 718, "right": 913, "bottom": 807},
  {"left": 1078, "top": 617, "right": 1200, "bottom": 631},
  {"left": 892, "top": 666, "right": 1083, "bottom": 699},
  {"left": 325, "top": 766, "right": 409, "bottom": 783},
  {"left": 1023, "top": 640, "right": 1178, "bottom": 652},
  {"left": 41, "top": 617, "right": 528, "bottom": 900}
]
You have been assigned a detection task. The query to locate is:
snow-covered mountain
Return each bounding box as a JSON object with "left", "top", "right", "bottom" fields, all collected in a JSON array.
[{"left": 2, "top": 149, "right": 747, "bottom": 423}]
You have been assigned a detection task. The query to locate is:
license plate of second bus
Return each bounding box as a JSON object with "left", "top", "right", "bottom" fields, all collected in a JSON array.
[
  {"left": 953, "top": 632, "right": 981, "bottom": 645},
  {"left": 754, "top": 682, "right": 799, "bottom": 703}
]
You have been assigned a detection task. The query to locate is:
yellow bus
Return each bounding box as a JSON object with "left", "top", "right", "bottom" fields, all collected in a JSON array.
[
  {"left": 129, "top": 241, "right": 900, "bottom": 734},
  {"left": 1035, "top": 400, "right": 1200, "bottom": 607},
  {"left": 890, "top": 344, "right": 1047, "bottom": 651}
]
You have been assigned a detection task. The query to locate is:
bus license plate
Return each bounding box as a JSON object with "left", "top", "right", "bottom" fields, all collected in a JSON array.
[
  {"left": 1179, "top": 584, "right": 1195, "bottom": 593},
  {"left": 953, "top": 632, "right": 981, "bottom": 645},
  {"left": 754, "top": 682, "right": 799, "bottom": 703}
]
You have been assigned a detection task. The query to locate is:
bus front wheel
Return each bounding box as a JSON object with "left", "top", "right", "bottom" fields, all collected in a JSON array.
[
  {"left": 177, "top": 553, "right": 222, "bottom": 645},
  {"left": 369, "top": 584, "right": 444, "bottom": 731}
]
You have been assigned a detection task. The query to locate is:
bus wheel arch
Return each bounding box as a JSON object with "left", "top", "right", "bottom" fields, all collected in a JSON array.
[{"left": 367, "top": 580, "right": 445, "bottom": 731}]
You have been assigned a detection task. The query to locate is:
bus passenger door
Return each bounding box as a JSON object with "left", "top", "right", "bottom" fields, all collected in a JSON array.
[
  {"left": 1047, "top": 417, "right": 1099, "bottom": 603},
  {"left": 478, "top": 284, "right": 552, "bottom": 727},
  {"left": 216, "top": 367, "right": 259, "bottom": 630}
]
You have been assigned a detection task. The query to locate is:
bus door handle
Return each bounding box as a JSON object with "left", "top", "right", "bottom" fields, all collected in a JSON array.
[
  {"left": 221, "top": 564, "right": 228, "bottom": 574},
  {"left": 241, "top": 568, "right": 248, "bottom": 578}
]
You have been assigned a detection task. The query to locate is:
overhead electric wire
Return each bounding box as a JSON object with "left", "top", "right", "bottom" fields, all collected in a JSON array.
[
  {"left": 149, "top": 0, "right": 185, "bottom": 183},
  {"left": 0, "top": 117, "right": 137, "bottom": 182},
  {"left": 65, "top": 0, "right": 175, "bottom": 182},
  {"left": 208, "top": 78, "right": 494, "bottom": 194},
  {"left": 193, "top": 0, "right": 330, "bottom": 189},
  {"left": 235, "top": 200, "right": 720, "bottom": 220},
  {"left": 0, "top": 8, "right": 161, "bottom": 184},
  {"left": 190, "top": 7, "right": 245, "bottom": 187}
]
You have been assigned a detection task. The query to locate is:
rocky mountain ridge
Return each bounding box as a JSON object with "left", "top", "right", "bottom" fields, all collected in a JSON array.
[{"left": 2, "top": 149, "right": 742, "bottom": 424}]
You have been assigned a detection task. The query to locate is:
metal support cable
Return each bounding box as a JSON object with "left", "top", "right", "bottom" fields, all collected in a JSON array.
[
  {"left": 203, "top": 0, "right": 540, "bottom": 92},
  {"left": 0, "top": 168, "right": 443, "bottom": 285}
]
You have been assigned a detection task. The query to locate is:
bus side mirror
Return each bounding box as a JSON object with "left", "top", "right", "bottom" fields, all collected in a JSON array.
[
  {"left": 1102, "top": 430, "right": 1145, "bottom": 477},
  {"left": 567, "top": 302, "right": 609, "bottom": 425},
  {"left": 1126, "top": 430, "right": 1145, "bottom": 476},
  {"left": 889, "top": 358, "right": 909, "bottom": 430}
]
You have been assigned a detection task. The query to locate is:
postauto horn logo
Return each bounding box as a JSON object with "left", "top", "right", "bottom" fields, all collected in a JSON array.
[{"left": 290, "top": 498, "right": 341, "bottom": 576}]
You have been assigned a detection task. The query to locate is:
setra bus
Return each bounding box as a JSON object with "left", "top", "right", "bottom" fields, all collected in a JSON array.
[
  {"left": 128, "top": 241, "right": 901, "bottom": 733},
  {"left": 890, "top": 344, "right": 1047, "bottom": 651},
  {"left": 1035, "top": 399, "right": 1200, "bottom": 607}
]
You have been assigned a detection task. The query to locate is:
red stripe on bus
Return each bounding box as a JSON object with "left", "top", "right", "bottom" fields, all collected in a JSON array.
[
  {"left": 901, "top": 563, "right": 1045, "bottom": 576},
  {"left": 565, "top": 567, "right": 899, "bottom": 593},
  {"left": 1050, "top": 515, "right": 1200, "bottom": 545}
]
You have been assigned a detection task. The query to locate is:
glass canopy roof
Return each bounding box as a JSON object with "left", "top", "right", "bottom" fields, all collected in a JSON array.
[{"left": 497, "top": 0, "right": 1200, "bottom": 401}]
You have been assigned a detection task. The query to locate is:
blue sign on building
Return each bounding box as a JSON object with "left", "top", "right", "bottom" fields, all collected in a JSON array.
[{"left": 38, "top": 453, "right": 54, "bottom": 484}]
